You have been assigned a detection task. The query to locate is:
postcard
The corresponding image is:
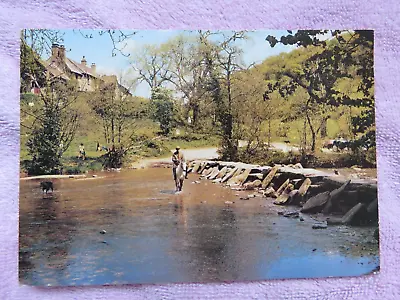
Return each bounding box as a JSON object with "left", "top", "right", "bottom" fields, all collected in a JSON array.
[{"left": 19, "top": 29, "right": 378, "bottom": 286}]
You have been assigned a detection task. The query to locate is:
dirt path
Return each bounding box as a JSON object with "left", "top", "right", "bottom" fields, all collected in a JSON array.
[{"left": 131, "top": 147, "right": 219, "bottom": 168}]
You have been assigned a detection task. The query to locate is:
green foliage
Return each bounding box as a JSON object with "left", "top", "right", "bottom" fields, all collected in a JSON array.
[
  {"left": 23, "top": 81, "right": 79, "bottom": 175},
  {"left": 266, "top": 30, "right": 375, "bottom": 151},
  {"left": 239, "top": 147, "right": 375, "bottom": 169},
  {"left": 150, "top": 87, "right": 176, "bottom": 135},
  {"left": 20, "top": 41, "right": 48, "bottom": 93},
  {"left": 26, "top": 105, "right": 63, "bottom": 175}
]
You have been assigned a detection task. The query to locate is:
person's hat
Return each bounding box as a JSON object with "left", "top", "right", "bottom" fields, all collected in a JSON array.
[{"left": 176, "top": 146, "right": 180, "bottom": 150}]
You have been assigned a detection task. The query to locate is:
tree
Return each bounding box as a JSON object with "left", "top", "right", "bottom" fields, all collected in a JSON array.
[
  {"left": 150, "top": 87, "right": 176, "bottom": 135},
  {"left": 129, "top": 44, "right": 171, "bottom": 90},
  {"left": 160, "top": 34, "right": 212, "bottom": 130},
  {"left": 266, "top": 30, "right": 375, "bottom": 150},
  {"left": 200, "top": 30, "right": 250, "bottom": 161},
  {"left": 232, "top": 69, "right": 272, "bottom": 156},
  {"left": 24, "top": 80, "right": 80, "bottom": 175},
  {"left": 20, "top": 41, "right": 47, "bottom": 93},
  {"left": 89, "top": 74, "right": 143, "bottom": 168}
]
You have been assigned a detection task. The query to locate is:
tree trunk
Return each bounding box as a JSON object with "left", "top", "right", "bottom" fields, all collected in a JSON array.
[
  {"left": 300, "top": 117, "right": 307, "bottom": 156},
  {"left": 192, "top": 103, "right": 199, "bottom": 128},
  {"left": 111, "top": 118, "right": 115, "bottom": 144},
  {"left": 320, "top": 117, "right": 328, "bottom": 138},
  {"left": 306, "top": 110, "right": 316, "bottom": 152},
  {"left": 268, "top": 117, "right": 271, "bottom": 148}
]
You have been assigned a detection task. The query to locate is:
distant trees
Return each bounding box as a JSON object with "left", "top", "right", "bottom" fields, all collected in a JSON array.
[
  {"left": 199, "top": 31, "right": 255, "bottom": 161},
  {"left": 130, "top": 35, "right": 214, "bottom": 131},
  {"left": 88, "top": 75, "right": 146, "bottom": 168},
  {"left": 233, "top": 70, "right": 272, "bottom": 156},
  {"left": 150, "top": 87, "right": 176, "bottom": 135}
]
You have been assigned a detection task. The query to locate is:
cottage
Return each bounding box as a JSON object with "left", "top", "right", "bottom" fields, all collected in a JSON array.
[{"left": 41, "top": 43, "right": 98, "bottom": 92}]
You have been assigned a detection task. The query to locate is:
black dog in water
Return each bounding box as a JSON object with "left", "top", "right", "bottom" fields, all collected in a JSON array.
[{"left": 40, "top": 181, "right": 53, "bottom": 194}]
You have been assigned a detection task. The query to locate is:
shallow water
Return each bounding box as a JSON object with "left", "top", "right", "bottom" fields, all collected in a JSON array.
[{"left": 19, "top": 168, "right": 379, "bottom": 286}]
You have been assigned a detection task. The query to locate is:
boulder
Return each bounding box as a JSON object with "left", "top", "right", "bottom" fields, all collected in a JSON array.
[
  {"left": 341, "top": 203, "right": 366, "bottom": 225},
  {"left": 191, "top": 162, "right": 201, "bottom": 173},
  {"left": 290, "top": 178, "right": 312, "bottom": 206},
  {"left": 274, "top": 193, "right": 290, "bottom": 205},
  {"left": 221, "top": 167, "right": 239, "bottom": 183},
  {"left": 236, "top": 168, "right": 252, "bottom": 185},
  {"left": 367, "top": 198, "right": 378, "bottom": 214},
  {"left": 261, "top": 166, "right": 279, "bottom": 189},
  {"left": 288, "top": 189, "right": 299, "bottom": 204},
  {"left": 312, "top": 223, "right": 328, "bottom": 229},
  {"left": 207, "top": 167, "right": 221, "bottom": 180},
  {"left": 205, "top": 167, "right": 218, "bottom": 178},
  {"left": 227, "top": 169, "right": 245, "bottom": 185},
  {"left": 326, "top": 216, "right": 343, "bottom": 225},
  {"left": 298, "top": 178, "right": 312, "bottom": 197},
  {"left": 323, "top": 180, "right": 351, "bottom": 214},
  {"left": 215, "top": 167, "right": 229, "bottom": 179},
  {"left": 330, "top": 180, "right": 351, "bottom": 201},
  {"left": 243, "top": 179, "right": 262, "bottom": 190},
  {"left": 276, "top": 179, "right": 290, "bottom": 195},
  {"left": 283, "top": 211, "right": 300, "bottom": 218},
  {"left": 300, "top": 191, "right": 330, "bottom": 213},
  {"left": 247, "top": 173, "right": 266, "bottom": 181},
  {"left": 274, "top": 185, "right": 296, "bottom": 205},
  {"left": 198, "top": 162, "right": 208, "bottom": 174},
  {"left": 264, "top": 187, "right": 277, "bottom": 198}
]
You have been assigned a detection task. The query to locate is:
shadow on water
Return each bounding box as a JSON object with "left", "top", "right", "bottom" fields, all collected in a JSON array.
[{"left": 19, "top": 169, "right": 380, "bottom": 286}]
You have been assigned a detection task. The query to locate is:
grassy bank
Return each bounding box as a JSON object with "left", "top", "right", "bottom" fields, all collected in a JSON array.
[
  {"left": 20, "top": 132, "right": 220, "bottom": 175},
  {"left": 238, "top": 147, "right": 377, "bottom": 169}
]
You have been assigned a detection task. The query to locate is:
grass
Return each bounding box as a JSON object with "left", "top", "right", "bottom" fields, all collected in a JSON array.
[
  {"left": 238, "top": 147, "right": 376, "bottom": 169},
  {"left": 20, "top": 127, "right": 220, "bottom": 174},
  {"left": 19, "top": 112, "right": 369, "bottom": 175}
]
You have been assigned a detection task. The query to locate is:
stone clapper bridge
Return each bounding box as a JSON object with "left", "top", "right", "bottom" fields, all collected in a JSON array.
[{"left": 187, "top": 160, "right": 379, "bottom": 238}]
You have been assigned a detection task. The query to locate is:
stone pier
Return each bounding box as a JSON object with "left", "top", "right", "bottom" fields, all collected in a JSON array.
[{"left": 188, "top": 160, "right": 379, "bottom": 229}]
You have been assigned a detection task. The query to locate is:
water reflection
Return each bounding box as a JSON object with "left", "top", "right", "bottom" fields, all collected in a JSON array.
[{"left": 19, "top": 169, "right": 379, "bottom": 286}]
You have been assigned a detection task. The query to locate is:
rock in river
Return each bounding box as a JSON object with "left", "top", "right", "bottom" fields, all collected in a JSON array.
[
  {"left": 312, "top": 223, "right": 328, "bottom": 229},
  {"left": 300, "top": 191, "right": 330, "bottom": 213}
]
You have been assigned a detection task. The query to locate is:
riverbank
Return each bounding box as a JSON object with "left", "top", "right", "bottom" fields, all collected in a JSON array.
[{"left": 20, "top": 143, "right": 377, "bottom": 181}]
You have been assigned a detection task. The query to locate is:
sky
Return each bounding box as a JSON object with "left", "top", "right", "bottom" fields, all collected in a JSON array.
[{"left": 45, "top": 30, "right": 298, "bottom": 98}]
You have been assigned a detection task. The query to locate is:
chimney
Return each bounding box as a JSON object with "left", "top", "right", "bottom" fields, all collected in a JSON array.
[
  {"left": 51, "top": 43, "right": 65, "bottom": 61},
  {"left": 91, "top": 63, "right": 96, "bottom": 74},
  {"left": 81, "top": 56, "right": 87, "bottom": 66}
]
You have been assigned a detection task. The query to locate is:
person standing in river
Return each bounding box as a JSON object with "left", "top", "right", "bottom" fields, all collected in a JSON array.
[{"left": 172, "top": 146, "right": 187, "bottom": 184}]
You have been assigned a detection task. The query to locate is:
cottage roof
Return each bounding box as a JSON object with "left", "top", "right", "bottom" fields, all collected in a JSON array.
[
  {"left": 44, "top": 57, "right": 97, "bottom": 78},
  {"left": 66, "top": 58, "right": 97, "bottom": 77},
  {"left": 43, "top": 60, "right": 70, "bottom": 81}
]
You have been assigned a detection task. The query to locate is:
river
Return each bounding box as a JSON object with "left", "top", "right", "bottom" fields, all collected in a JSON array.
[{"left": 19, "top": 168, "right": 379, "bottom": 286}]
